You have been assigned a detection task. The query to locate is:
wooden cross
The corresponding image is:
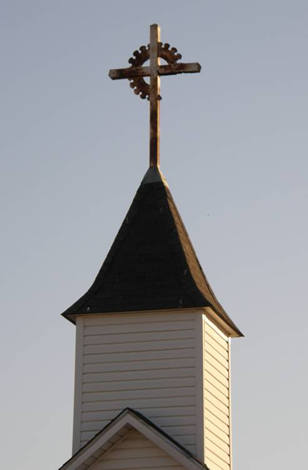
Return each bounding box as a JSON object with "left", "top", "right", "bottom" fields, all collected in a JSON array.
[{"left": 109, "top": 24, "right": 201, "bottom": 168}]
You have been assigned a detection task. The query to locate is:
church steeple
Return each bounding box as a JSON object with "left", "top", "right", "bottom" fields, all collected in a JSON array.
[
  {"left": 60, "top": 25, "right": 242, "bottom": 470},
  {"left": 62, "top": 166, "right": 241, "bottom": 338}
]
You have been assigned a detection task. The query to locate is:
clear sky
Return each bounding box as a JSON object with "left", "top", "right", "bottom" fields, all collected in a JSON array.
[{"left": 1, "top": 1, "right": 307, "bottom": 469}]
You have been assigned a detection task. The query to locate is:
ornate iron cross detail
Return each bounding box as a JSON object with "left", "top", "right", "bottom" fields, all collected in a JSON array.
[{"left": 109, "top": 24, "right": 201, "bottom": 168}]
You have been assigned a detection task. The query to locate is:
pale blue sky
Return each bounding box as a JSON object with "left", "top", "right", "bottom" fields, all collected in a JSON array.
[{"left": 1, "top": 1, "right": 308, "bottom": 469}]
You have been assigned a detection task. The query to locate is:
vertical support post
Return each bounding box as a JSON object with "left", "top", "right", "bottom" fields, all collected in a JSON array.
[{"left": 149, "top": 24, "right": 160, "bottom": 168}]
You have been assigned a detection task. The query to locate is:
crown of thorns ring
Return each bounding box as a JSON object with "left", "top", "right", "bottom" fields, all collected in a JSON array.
[{"left": 128, "top": 43, "right": 182, "bottom": 100}]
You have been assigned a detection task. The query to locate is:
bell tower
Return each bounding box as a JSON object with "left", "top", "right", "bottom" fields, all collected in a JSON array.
[{"left": 60, "top": 25, "right": 242, "bottom": 470}]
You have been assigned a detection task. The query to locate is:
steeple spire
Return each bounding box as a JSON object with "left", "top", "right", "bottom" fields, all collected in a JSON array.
[
  {"left": 60, "top": 25, "right": 243, "bottom": 470},
  {"left": 109, "top": 24, "right": 201, "bottom": 168}
]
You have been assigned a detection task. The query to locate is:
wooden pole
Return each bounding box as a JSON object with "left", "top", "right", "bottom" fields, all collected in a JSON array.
[{"left": 149, "top": 24, "right": 160, "bottom": 168}]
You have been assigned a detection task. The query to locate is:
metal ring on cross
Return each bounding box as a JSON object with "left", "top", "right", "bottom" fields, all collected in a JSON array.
[{"left": 128, "top": 43, "right": 182, "bottom": 100}]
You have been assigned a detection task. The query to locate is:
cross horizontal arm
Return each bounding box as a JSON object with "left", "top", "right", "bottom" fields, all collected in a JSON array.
[
  {"left": 109, "top": 66, "right": 151, "bottom": 80},
  {"left": 109, "top": 62, "right": 201, "bottom": 80},
  {"left": 158, "top": 62, "right": 201, "bottom": 76}
]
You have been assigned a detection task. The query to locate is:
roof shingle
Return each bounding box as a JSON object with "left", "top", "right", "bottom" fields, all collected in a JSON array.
[{"left": 62, "top": 167, "right": 242, "bottom": 336}]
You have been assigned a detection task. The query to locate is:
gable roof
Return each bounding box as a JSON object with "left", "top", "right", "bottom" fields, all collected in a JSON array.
[
  {"left": 62, "top": 167, "right": 242, "bottom": 336},
  {"left": 59, "top": 408, "right": 209, "bottom": 470}
]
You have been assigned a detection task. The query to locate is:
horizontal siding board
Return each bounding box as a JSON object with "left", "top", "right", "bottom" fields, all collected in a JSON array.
[
  {"left": 83, "top": 358, "right": 195, "bottom": 374},
  {"left": 84, "top": 339, "right": 195, "bottom": 355},
  {"left": 81, "top": 423, "right": 196, "bottom": 438},
  {"left": 80, "top": 426, "right": 196, "bottom": 443},
  {"left": 82, "top": 406, "right": 196, "bottom": 422},
  {"left": 100, "top": 433, "right": 196, "bottom": 448},
  {"left": 81, "top": 415, "right": 196, "bottom": 430},
  {"left": 84, "top": 329, "right": 194, "bottom": 344},
  {"left": 84, "top": 320, "right": 195, "bottom": 335},
  {"left": 83, "top": 348, "right": 195, "bottom": 364},
  {"left": 142, "top": 415, "right": 196, "bottom": 427},
  {"left": 117, "top": 439, "right": 157, "bottom": 450},
  {"left": 175, "top": 435, "right": 195, "bottom": 445},
  {"left": 82, "top": 377, "right": 195, "bottom": 393},
  {"left": 82, "top": 396, "right": 196, "bottom": 412},
  {"left": 81, "top": 420, "right": 111, "bottom": 432},
  {"left": 163, "top": 425, "right": 195, "bottom": 436},
  {"left": 99, "top": 457, "right": 179, "bottom": 469},
  {"left": 83, "top": 312, "right": 195, "bottom": 327},
  {"left": 83, "top": 386, "right": 195, "bottom": 402},
  {"left": 107, "top": 447, "right": 170, "bottom": 459},
  {"left": 83, "top": 367, "right": 195, "bottom": 383}
]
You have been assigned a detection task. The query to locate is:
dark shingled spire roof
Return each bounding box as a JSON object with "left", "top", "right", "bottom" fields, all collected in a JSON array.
[{"left": 62, "top": 167, "right": 242, "bottom": 336}]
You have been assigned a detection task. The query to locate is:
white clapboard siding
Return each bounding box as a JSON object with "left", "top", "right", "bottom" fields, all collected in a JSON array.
[
  {"left": 90, "top": 429, "right": 186, "bottom": 470},
  {"left": 80, "top": 433, "right": 196, "bottom": 453},
  {"left": 83, "top": 357, "right": 195, "bottom": 374},
  {"left": 73, "top": 311, "right": 199, "bottom": 455},
  {"left": 203, "top": 317, "right": 231, "bottom": 470},
  {"left": 82, "top": 396, "right": 195, "bottom": 412},
  {"left": 73, "top": 309, "right": 234, "bottom": 468},
  {"left": 82, "top": 406, "right": 196, "bottom": 421}
]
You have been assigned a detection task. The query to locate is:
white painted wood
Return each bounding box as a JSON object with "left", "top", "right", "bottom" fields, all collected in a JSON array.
[
  {"left": 80, "top": 425, "right": 197, "bottom": 445},
  {"left": 194, "top": 314, "right": 204, "bottom": 462},
  {"left": 72, "top": 309, "right": 234, "bottom": 469},
  {"left": 83, "top": 357, "right": 195, "bottom": 374},
  {"left": 72, "top": 317, "right": 84, "bottom": 454},
  {"left": 82, "top": 387, "right": 195, "bottom": 402},
  {"left": 203, "top": 315, "right": 231, "bottom": 470},
  {"left": 83, "top": 348, "right": 195, "bottom": 364},
  {"left": 228, "top": 339, "right": 233, "bottom": 470},
  {"left": 80, "top": 433, "right": 196, "bottom": 450},
  {"left": 82, "top": 311, "right": 197, "bottom": 326},
  {"left": 64, "top": 408, "right": 205, "bottom": 470},
  {"left": 91, "top": 430, "right": 186, "bottom": 470},
  {"left": 84, "top": 329, "right": 195, "bottom": 344},
  {"left": 82, "top": 396, "right": 196, "bottom": 412},
  {"left": 83, "top": 367, "right": 194, "bottom": 383},
  {"left": 73, "top": 310, "right": 200, "bottom": 455},
  {"left": 84, "top": 319, "right": 195, "bottom": 335},
  {"left": 82, "top": 406, "right": 196, "bottom": 422}
]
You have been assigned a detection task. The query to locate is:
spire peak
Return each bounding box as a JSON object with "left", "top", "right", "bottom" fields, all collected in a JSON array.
[{"left": 141, "top": 166, "right": 168, "bottom": 186}]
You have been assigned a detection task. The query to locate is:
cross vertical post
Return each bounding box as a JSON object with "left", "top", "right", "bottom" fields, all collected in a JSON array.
[
  {"left": 149, "top": 24, "right": 160, "bottom": 168},
  {"left": 108, "top": 25, "right": 201, "bottom": 169}
]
